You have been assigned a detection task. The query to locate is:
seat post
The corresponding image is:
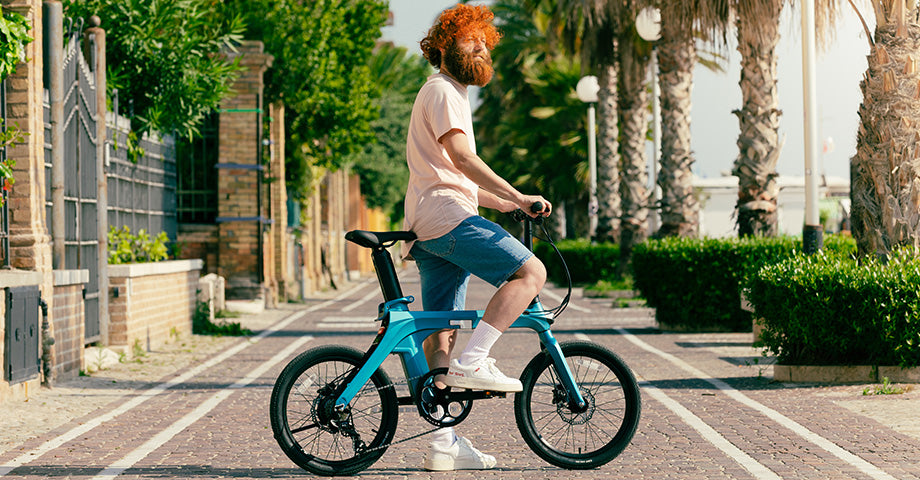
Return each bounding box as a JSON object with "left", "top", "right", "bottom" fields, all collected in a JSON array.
[{"left": 372, "top": 248, "right": 404, "bottom": 302}]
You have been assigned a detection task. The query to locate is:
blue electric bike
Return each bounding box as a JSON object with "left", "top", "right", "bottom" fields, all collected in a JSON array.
[{"left": 269, "top": 205, "right": 641, "bottom": 475}]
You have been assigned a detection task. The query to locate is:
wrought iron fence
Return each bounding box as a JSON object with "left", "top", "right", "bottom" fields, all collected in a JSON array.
[
  {"left": 106, "top": 113, "right": 178, "bottom": 241},
  {"left": 176, "top": 112, "right": 218, "bottom": 224}
]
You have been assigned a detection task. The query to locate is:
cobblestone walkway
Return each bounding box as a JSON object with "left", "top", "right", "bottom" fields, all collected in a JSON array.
[{"left": 1, "top": 272, "right": 917, "bottom": 479}]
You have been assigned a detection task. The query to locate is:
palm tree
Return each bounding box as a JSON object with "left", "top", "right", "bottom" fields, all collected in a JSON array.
[
  {"left": 616, "top": 15, "right": 652, "bottom": 264},
  {"left": 535, "top": 0, "right": 623, "bottom": 242},
  {"left": 849, "top": 0, "right": 920, "bottom": 257},
  {"left": 475, "top": 1, "right": 590, "bottom": 236},
  {"left": 654, "top": 1, "right": 731, "bottom": 238},
  {"left": 731, "top": 0, "right": 786, "bottom": 237},
  {"left": 534, "top": 0, "right": 652, "bottom": 273}
]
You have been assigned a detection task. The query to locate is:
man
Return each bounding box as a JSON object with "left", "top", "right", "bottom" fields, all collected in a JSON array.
[{"left": 403, "top": 3, "right": 551, "bottom": 471}]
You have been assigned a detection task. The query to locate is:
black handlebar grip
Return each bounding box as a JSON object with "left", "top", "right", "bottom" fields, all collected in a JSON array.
[{"left": 531, "top": 202, "right": 544, "bottom": 214}]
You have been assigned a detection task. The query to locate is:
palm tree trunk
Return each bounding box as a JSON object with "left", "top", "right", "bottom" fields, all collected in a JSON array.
[
  {"left": 617, "top": 42, "right": 650, "bottom": 274},
  {"left": 657, "top": 2, "right": 700, "bottom": 238},
  {"left": 594, "top": 63, "right": 622, "bottom": 243},
  {"left": 851, "top": 6, "right": 920, "bottom": 258},
  {"left": 732, "top": 0, "right": 782, "bottom": 237}
]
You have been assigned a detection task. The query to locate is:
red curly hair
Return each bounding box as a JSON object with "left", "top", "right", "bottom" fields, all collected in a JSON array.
[{"left": 420, "top": 4, "right": 502, "bottom": 68}]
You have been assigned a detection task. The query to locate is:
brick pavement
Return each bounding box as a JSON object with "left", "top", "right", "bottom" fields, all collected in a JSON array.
[{"left": 0, "top": 271, "right": 918, "bottom": 479}]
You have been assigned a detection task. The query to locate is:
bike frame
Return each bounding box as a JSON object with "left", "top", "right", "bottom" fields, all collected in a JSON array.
[{"left": 333, "top": 235, "right": 587, "bottom": 413}]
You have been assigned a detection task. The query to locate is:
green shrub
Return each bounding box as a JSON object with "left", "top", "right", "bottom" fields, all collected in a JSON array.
[
  {"left": 192, "top": 300, "right": 251, "bottom": 336},
  {"left": 534, "top": 239, "right": 620, "bottom": 285},
  {"left": 108, "top": 226, "right": 169, "bottom": 264},
  {"left": 748, "top": 250, "right": 920, "bottom": 368},
  {"left": 631, "top": 235, "right": 856, "bottom": 331}
]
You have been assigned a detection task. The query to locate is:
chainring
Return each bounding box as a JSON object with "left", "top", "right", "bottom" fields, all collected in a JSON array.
[{"left": 415, "top": 368, "right": 473, "bottom": 428}]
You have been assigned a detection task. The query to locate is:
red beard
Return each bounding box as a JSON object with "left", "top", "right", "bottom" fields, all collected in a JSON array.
[{"left": 443, "top": 42, "right": 494, "bottom": 87}]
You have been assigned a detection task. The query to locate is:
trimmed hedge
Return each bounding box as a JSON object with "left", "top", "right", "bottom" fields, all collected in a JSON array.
[
  {"left": 748, "top": 251, "right": 920, "bottom": 368},
  {"left": 534, "top": 239, "right": 619, "bottom": 285},
  {"left": 631, "top": 236, "right": 856, "bottom": 331}
]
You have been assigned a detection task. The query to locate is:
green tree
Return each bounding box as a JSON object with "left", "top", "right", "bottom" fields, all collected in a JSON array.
[
  {"left": 225, "top": 0, "right": 388, "bottom": 202},
  {"left": 529, "top": 0, "right": 623, "bottom": 242},
  {"left": 349, "top": 44, "right": 431, "bottom": 222},
  {"left": 476, "top": 1, "right": 589, "bottom": 236},
  {"left": 63, "top": 0, "right": 245, "bottom": 139},
  {"left": 0, "top": 6, "right": 32, "bottom": 80}
]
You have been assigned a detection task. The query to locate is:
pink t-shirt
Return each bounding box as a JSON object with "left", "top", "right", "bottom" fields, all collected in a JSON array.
[{"left": 403, "top": 73, "right": 479, "bottom": 247}]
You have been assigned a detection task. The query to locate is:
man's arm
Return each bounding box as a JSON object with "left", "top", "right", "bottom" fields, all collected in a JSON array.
[
  {"left": 478, "top": 189, "right": 517, "bottom": 212},
  {"left": 440, "top": 129, "right": 551, "bottom": 216}
]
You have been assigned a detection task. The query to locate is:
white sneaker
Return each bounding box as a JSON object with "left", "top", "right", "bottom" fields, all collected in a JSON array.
[
  {"left": 444, "top": 357, "right": 523, "bottom": 392},
  {"left": 423, "top": 436, "right": 497, "bottom": 471}
]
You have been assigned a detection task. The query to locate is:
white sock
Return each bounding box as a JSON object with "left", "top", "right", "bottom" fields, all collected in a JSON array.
[
  {"left": 459, "top": 321, "right": 502, "bottom": 366},
  {"left": 430, "top": 427, "right": 456, "bottom": 449}
]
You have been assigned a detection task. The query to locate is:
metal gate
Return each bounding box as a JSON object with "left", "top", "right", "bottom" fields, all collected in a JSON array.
[{"left": 44, "top": 21, "right": 102, "bottom": 343}]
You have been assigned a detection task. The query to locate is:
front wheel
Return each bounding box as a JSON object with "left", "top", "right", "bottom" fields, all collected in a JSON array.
[
  {"left": 514, "top": 341, "right": 640, "bottom": 469},
  {"left": 269, "top": 345, "right": 398, "bottom": 476}
]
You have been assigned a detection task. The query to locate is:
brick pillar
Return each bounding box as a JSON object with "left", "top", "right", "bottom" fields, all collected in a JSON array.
[
  {"left": 4, "top": 0, "right": 53, "bottom": 301},
  {"left": 216, "top": 41, "right": 272, "bottom": 300}
]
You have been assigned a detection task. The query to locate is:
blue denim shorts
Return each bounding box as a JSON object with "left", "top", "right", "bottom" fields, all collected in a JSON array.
[{"left": 410, "top": 216, "right": 533, "bottom": 311}]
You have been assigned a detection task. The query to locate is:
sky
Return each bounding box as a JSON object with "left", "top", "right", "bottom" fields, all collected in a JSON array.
[{"left": 380, "top": 0, "right": 874, "bottom": 181}]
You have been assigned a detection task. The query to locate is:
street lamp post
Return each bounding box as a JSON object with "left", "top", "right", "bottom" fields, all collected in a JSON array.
[
  {"left": 801, "top": 0, "right": 823, "bottom": 254},
  {"left": 576, "top": 75, "right": 600, "bottom": 238}
]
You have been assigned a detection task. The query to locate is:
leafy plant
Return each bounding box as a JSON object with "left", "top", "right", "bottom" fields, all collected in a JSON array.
[
  {"left": 0, "top": 6, "right": 32, "bottom": 80},
  {"left": 0, "top": 7, "right": 31, "bottom": 206},
  {"left": 862, "top": 377, "right": 911, "bottom": 396},
  {"left": 192, "top": 300, "right": 251, "bottom": 336},
  {"left": 0, "top": 121, "right": 24, "bottom": 206},
  {"left": 107, "top": 226, "right": 169, "bottom": 264}
]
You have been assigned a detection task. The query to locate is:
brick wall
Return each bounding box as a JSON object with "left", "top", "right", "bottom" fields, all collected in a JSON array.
[
  {"left": 107, "top": 260, "right": 202, "bottom": 352},
  {"left": 52, "top": 270, "right": 88, "bottom": 380},
  {"left": 177, "top": 224, "right": 219, "bottom": 275}
]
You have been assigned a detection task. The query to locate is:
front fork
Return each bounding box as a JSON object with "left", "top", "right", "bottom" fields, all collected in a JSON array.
[{"left": 536, "top": 330, "right": 588, "bottom": 411}]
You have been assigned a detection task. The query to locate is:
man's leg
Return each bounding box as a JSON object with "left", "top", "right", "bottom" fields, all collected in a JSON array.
[
  {"left": 457, "top": 256, "right": 545, "bottom": 367},
  {"left": 411, "top": 242, "right": 495, "bottom": 471},
  {"left": 423, "top": 329, "right": 456, "bottom": 388}
]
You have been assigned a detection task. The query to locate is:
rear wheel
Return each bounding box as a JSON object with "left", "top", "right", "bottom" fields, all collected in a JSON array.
[
  {"left": 514, "top": 341, "right": 640, "bottom": 469},
  {"left": 269, "top": 345, "right": 398, "bottom": 476}
]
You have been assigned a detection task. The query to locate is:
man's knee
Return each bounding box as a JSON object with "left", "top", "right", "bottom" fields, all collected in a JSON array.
[{"left": 512, "top": 256, "right": 546, "bottom": 289}]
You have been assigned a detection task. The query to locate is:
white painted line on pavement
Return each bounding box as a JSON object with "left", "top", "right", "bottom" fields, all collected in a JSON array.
[
  {"left": 575, "top": 333, "right": 780, "bottom": 479},
  {"left": 0, "top": 281, "right": 368, "bottom": 477},
  {"left": 616, "top": 328, "right": 899, "bottom": 480},
  {"left": 540, "top": 288, "right": 591, "bottom": 312},
  {"left": 642, "top": 382, "right": 782, "bottom": 480},
  {"left": 321, "top": 316, "right": 375, "bottom": 323},
  {"left": 319, "top": 323, "right": 377, "bottom": 329},
  {"left": 341, "top": 287, "right": 380, "bottom": 312},
  {"left": 89, "top": 335, "right": 313, "bottom": 479}
]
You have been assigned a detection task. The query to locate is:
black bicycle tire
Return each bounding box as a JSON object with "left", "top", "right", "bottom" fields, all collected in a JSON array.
[
  {"left": 269, "top": 344, "right": 399, "bottom": 476},
  {"left": 514, "top": 341, "right": 641, "bottom": 469}
]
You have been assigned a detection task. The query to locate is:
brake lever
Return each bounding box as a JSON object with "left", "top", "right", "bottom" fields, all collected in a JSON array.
[{"left": 509, "top": 209, "right": 529, "bottom": 223}]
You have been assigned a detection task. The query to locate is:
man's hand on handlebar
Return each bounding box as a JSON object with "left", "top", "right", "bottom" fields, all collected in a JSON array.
[{"left": 520, "top": 196, "right": 551, "bottom": 218}]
